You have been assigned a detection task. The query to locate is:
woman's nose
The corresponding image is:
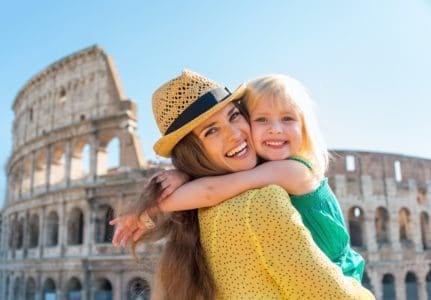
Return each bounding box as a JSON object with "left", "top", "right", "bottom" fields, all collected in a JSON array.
[{"left": 226, "top": 124, "right": 242, "bottom": 142}]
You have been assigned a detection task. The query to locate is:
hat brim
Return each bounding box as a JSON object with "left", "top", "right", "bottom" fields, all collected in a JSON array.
[{"left": 153, "top": 84, "right": 246, "bottom": 157}]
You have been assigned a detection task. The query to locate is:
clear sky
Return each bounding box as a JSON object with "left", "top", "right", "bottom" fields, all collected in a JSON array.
[{"left": 1, "top": 0, "right": 430, "bottom": 208}]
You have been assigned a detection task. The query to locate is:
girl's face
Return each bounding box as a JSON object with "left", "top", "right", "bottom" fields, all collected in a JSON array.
[
  {"left": 193, "top": 103, "right": 257, "bottom": 173},
  {"left": 249, "top": 96, "right": 303, "bottom": 161}
]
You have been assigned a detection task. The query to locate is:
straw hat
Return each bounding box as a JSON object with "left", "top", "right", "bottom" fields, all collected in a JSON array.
[{"left": 153, "top": 70, "right": 246, "bottom": 157}]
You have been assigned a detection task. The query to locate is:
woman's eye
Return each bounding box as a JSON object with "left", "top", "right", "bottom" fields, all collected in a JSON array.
[
  {"left": 204, "top": 128, "right": 217, "bottom": 137},
  {"left": 230, "top": 111, "right": 241, "bottom": 121}
]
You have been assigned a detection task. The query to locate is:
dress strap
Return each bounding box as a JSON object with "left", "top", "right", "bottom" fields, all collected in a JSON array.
[{"left": 287, "top": 156, "right": 313, "bottom": 171}]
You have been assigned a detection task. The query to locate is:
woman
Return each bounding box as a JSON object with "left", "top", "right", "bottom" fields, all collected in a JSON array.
[{"left": 111, "top": 70, "right": 374, "bottom": 299}]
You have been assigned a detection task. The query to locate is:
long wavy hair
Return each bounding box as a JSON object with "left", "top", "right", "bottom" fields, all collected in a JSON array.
[{"left": 131, "top": 133, "right": 227, "bottom": 300}]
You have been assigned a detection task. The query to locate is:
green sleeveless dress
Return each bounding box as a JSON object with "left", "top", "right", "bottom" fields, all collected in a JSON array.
[{"left": 288, "top": 156, "right": 365, "bottom": 282}]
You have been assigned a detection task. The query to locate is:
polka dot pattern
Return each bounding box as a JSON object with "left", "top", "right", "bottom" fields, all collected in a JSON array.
[{"left": 198, "top": 185, "right": 375, "bottom": 299}]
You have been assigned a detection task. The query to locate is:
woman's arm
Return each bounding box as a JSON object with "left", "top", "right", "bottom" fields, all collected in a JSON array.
[
  {"left": 158, "top": 160, "right": 317, "bottom": 212},
  {"left": 247, "top": 185, "right": 374, "bottom": 299}
]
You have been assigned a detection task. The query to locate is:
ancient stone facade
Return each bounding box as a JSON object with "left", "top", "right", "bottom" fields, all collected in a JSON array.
[
  {"left": 0, "top": 46, "right": 160, "bottom": 300},
  {"left": 328, "top": 150, "right": 431, "bottom": 300},
  {"left": 1, "top": 46, "right": 431, "bottom": 300}
]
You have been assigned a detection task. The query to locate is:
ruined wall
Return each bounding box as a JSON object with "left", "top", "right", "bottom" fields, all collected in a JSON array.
[
  {"left": 0, "top": 46, "right": 156, "bottom": 300},
  {"left": 329, "top": 150, "right": 431, "bottom": 300}
]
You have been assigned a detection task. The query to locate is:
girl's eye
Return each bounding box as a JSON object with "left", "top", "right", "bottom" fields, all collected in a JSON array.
[
  {"left": 282, "top": 116, "right": 294, "bottom": 122},
  {"left": 204, "top": 127, "right": 217, "bottom": 137},
  {"left": 253, "top": 117, "right": 267, "bottom": 123}
]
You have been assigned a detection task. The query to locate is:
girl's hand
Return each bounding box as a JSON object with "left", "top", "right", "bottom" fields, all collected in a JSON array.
[
  {"left": 109, "top": 213, "right": 148, "bottom": 248},
  {"left": 153, "top": 169, "right": 190, "bottom": 200}
]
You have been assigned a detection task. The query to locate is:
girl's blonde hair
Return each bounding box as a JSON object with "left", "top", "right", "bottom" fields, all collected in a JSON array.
[{"left": 243, "top": 74, "right": 329, "bottom": 178}]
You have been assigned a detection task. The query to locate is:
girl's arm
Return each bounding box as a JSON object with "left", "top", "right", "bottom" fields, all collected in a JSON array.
[{"left": 158, "top": 160, "right": 318, "bottom": 212}]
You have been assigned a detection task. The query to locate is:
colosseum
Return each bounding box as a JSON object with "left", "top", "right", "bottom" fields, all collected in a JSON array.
[{"left": 1, "top": 45, "right": 431, "bottom": 300}]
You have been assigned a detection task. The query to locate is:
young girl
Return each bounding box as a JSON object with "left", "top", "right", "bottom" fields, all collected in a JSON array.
[{"left": 111, "top": 74, "right": 365, "bottom": 282}]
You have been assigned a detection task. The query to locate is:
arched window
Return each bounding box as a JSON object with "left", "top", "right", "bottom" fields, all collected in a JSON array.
[
  {"left": 382, "top": 273, "right": 396, "bottom": 300},
  {"left": 94, "top": 278, "right": 112, "bottom": 300},
  {"left": 426, "top": 271, "right": 431, "bottom": 299},
  {"left": 71, "top": 141, "right": 91, "bottom": 181},
  {"left": 421, "top": 212, "right": 431, "bottom": 250},
  {"left": 375, "top": 207, "right": 390, "bottom": 246},
  {"left": 95, "top": 205, "right": 114, "bottom": 243},
  {"left": 66, "top": 277, "right": 82, "bottom": 300},
  {"left": 46, "top": 211, "right": 59, "bottom": 246},
  {"left": 348, "top": 206, "right": 364, "bottom": 247},
  {"left": 28, "top": 214, "right": 39, "bottom": 248},
  {"left": 67, "top": 208, "right": 84, "bottom": 245},
  {"left": 106, "top": 137, "right": 120, "bottom": 172},
  {"left": 405, "top": 272, "right": 418, "bottom": 300},
  {"left": 127, "top": 277, "right": 151, "bottom": 300},
  {"left": 26, "top": 277, "right": 36, "bottom": 300},
  {"left": 399, "top": 207, "right": 413, "bottom": 245},
  {"left": 50, "top": 143, "right": 66, "bottom": 186},
  {"left": 16, "top": 218, "right": 24, "bottom": 249},
  {"left": 34, "top": 150, "right": 47, "bottom": 190},
  {"left": 13, "top": 277, "right": 21, "bottom": 299},
  {"left": 43, "top": 278, "right": 57, "bottom": 300}
]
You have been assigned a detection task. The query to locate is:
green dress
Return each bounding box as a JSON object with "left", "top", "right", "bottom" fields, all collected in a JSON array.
[{"left": 288, "top": 156, "right": 365, "bottom": 282}]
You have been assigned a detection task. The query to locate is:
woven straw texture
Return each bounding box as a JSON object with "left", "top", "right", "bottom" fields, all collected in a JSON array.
[{"left": 152, "top": 70, "right": 245, "bottom": 157}]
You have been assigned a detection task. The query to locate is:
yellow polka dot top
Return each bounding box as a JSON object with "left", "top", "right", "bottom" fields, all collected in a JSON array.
[{"left": 198, "top": 185, "right": 375, "bottom": 300}]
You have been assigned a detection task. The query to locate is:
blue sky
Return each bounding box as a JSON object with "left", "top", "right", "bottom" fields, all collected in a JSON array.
[{"left": 1, "top": 0, "right": 430, "bottom": 208}]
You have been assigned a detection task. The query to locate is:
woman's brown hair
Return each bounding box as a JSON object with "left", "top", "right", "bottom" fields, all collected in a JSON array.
[{"left": 131, "top": 132, "right": 227, "bottom": 300}]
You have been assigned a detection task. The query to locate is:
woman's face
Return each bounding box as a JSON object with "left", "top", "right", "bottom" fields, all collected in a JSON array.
[{"left": 193, "top": 103, "right": 257, "bottom": 173}]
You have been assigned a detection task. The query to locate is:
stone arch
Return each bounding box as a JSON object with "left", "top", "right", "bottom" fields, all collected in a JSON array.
[
  {"left": 28, "top": 214, "right": 39, "bottom": 248},
  {"left": 421, "top": 211, "right": 431, "bottom": 250},
  {"left": 34, "top": 149, "right": 47, "bottom": 190},
  {"left": 95, "top": 205, "right": 114, "bottom": 243},
  {"left": 50, "top": 142, "right": 66, "bottom": 186},
  {"left": 46, "top": 211, "right": 59, "bottom": 247},
  {"left": 399, "top": 207, "right": 413, "bottom": 245},
  {"left": 375, "top": 206, "right": 390, "bottom": 246},
  {"left": 67, "top": 208, "right": 84, "bottom": 245},
  {"left": 127, "top": 277, "right": 151, "bottom": 300},
  {"left": 43, "top": 278, "right": 57, "bottom": 299},
  {"left": 71, "top": 139, "right": 91, "bottom": 181},
  {"left": 9, "top": 218, "right": 17, "bottom": 249},
  {"left": 16, "top": 217, "right": 24, "bottom": 249},
  {"left": 10, "top": 166, "right": 21, "bottom": 200},
  {"left": 348, "top": 206, "right": 365, "bottom": 247},
  {"left": 98, "top": 134, "right": 121, "bottom": 176},
  {"left": 65, "top": 277, "right": 82, "bottom": 300},
  {"left": 405, "top": 271, "right": 418, "bottom": 300},
  {"left": 94, "top": 277, "right": 113, "bottom": 300},
  {"left": 426, "top": 271, "right": 431, "bottom": 299},
  {"left": 21, "top": 156, "right": 32, "bottom": 194},
  {"left": 13, "top": 276, "right": 22, "bottom": 299},
  {"left": 382, "top": 273, "right": 396, "bottom": 300},
  {"left": 25, "top": 277, "right": 36, "bottom": 300}
]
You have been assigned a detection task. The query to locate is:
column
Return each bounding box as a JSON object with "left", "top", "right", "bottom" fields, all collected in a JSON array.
[
  {"left": 39, "top": 207, "right": 45, "bottom": 258},
  {"left": 45, "top": 145, "right": 52, "bottom": 192},
  {"left": 89, "top": 134, "right": 98, "bottom": 183},
  {"left": 59, "top": 200, "right": 66, "bottom": 257},
  {"left": 64, "top": 140, "right": 72, "bottom": 187},
  {"left": 395, "top": 273, "right": 405, "bottom": 300},
  {"left": 30, "top": 151, "right": 36, "bottom": 196},
  {"left": 364, "top": 214, "right": 378, "bottom": 258}
]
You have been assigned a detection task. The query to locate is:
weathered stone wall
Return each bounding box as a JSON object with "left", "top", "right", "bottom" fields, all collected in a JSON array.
[{"left": 0, "top": 46, "right": 155, "bottom": 300}]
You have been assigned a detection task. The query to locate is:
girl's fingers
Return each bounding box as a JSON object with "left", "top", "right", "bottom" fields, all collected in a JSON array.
[
  {"left": 133, "top": 228, "right": 145, "bottom": 241},
  {"left": 109, "top": 218, "right": 121, "bottom": 225}
]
